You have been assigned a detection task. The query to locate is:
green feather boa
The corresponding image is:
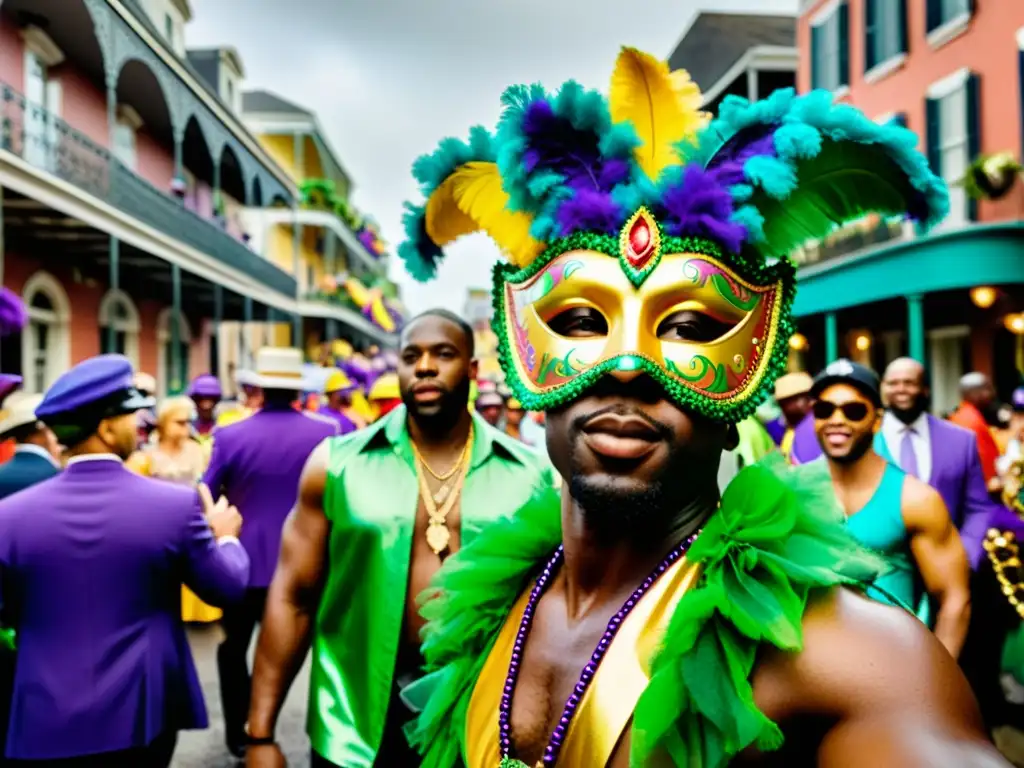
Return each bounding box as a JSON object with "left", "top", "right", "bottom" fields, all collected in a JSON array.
[{"left": 404, "top": 456, "right": 884, "bottom": 767}]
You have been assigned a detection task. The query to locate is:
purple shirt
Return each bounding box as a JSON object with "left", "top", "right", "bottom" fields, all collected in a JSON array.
[{"left": 317, "top": 405, "right": 358, "bottom": 435}]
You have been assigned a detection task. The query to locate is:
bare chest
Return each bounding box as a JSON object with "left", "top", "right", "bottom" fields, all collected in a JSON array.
[
  {"left": 403, "top": 478, "right": 463, "bottom": 646},
  {"left": 506, "top": 592, "right": 620, "bottom": 766}
]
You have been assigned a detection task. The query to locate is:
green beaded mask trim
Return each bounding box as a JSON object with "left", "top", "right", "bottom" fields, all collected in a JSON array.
[{"left": 489, "top": 232, "right": 797, "bottom": 424}]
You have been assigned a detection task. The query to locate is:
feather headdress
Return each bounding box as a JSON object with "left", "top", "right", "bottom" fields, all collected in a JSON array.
[{"left": 399, "top": 47, "right": 947, "bottom": 279}]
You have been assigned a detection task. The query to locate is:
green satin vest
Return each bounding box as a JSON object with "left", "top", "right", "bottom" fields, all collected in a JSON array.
[{"left": 308, "top": 405, "right": 556, "bottom": 767}]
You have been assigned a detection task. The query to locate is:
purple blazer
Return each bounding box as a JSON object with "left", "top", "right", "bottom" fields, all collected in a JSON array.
[
  {"left": 0, "top": 457, "right": 249, "bottom": 759},
  {"left": 203, "top": 406, "right": 338, "bottom": 587}
]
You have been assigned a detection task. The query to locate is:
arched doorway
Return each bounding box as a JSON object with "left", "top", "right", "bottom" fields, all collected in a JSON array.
[
  {"left": 98, "top": 289, "right": 141, "bottom": 367},
  {"left": 157, "top": 308, "right": 192, "bottom": 397},
  {"left": 21, "top": 271, "right": 71, "bottom": 393}
]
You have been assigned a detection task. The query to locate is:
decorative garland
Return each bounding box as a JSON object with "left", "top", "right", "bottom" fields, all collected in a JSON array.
[
  {"left": 960, "top": 152, "right": 1024, "bottom": 201},
  {"left": 405, "top": 456, "right": 884, "bottom": 768},
  {"left": 299, "top": 178, "right": 389, "bottom": 260},
  {"left": 488, "top": 230, "right": 796, "bottom": 423}
]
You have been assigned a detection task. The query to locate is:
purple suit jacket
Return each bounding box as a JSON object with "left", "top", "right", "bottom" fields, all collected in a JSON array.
[
  {"left": 0, "top": 457, "right": 249, "bottom": 759},
  {"left": 203, "top": 406, "right": 338, "bottom": 587}
]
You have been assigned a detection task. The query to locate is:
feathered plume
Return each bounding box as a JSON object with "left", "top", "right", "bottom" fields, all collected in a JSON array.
[
  {"left": 609, "top": 48, "right": 708, "bottom": 180},
  {"left": 398, "top": 126, "right": 544, "bottom": 280},
  {"left": 0, "top": 287, "right": 27, "bottom": 338},
  {"left": 497, "top": 80, "right": 640, "bottom": 241}
]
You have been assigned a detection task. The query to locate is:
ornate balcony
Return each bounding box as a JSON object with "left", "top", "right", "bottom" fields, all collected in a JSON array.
[{"left": 1, "top": 82, "right": 296, "bottom": 297}]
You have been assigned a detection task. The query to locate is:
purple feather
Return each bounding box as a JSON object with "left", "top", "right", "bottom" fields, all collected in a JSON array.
[
  {"left": 521, "top": 99, "right": 616, "bottom": 194},
  {"left": 555, "top": 189, "right": 623, "bottom": 237},
  {"left": 0, "top": 287, "right": 27, "bottom": 338},
  {"left": 706, "top": 126, "right": 777, "bottom": 188},
  {"left": 661, "top": 165, "right": 748, "bottom": 253}
]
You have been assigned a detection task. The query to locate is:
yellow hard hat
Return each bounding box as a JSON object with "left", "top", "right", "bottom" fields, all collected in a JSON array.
[
  {"left": 368, "top": 372, "right": 399, "bottom": 400},
  {"left": 325, "top": 370, "right": 354, "bottom": 394}
]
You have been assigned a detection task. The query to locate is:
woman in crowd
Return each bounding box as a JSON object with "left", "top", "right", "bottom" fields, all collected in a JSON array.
[{"left": 126, "top": 396, "right": 221, "bottom": 624}]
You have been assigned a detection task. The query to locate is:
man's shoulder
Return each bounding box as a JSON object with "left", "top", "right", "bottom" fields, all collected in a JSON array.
[
  {"left": 299, "top": 409, "right": 342, "bottom": 434},
  {"left": 755, "top": 588, "right": 973, "bottom": 720},
  {"left": 929, "top": 413, "right": 973, "bottom": 443}
]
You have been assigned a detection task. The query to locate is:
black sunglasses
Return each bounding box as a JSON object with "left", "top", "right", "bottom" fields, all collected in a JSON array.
[{"left": 812, "top": 400, "right": 871, "bottom": 423}]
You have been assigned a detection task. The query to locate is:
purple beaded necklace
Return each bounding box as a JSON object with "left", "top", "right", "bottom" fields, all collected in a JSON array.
[{"left": 498, "top": 532, "right": 700, "bottom": 768}]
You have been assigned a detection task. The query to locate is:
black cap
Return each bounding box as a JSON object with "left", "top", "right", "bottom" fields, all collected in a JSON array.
[{"left": 810, "top": 359, "right": 882, "bottom": 407}]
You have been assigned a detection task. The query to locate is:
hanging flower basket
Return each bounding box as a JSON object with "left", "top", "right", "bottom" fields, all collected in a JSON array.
[{"left": 960, "top": 151, "right": 1024, "bottom": 201}]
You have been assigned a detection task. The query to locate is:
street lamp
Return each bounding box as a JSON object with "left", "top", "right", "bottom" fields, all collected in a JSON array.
[
  {"left": 789, "top": 333, "right": 808, "bottom": 351},
  {"left": 1005, "top": 313, "right": 1024, "bottom": 335},
  {"left": 853, "top": 333, "right": 872, "bottom": 352},
  {"left": 970, "top": 286, "right": 997, "bottom": 309}
]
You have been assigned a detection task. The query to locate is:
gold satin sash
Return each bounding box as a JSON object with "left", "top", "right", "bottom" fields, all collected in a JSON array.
[{"left": 465, "top": 556, "right": 701, "bottom": 767}]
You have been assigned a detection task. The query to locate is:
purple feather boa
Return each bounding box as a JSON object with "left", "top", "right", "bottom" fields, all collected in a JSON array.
[{"left": 661, "top": 165, "right": 748, "bottom": 253}]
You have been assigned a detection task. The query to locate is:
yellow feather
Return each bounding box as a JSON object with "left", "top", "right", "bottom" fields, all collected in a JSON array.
[
  {"left": 425, "top": 161, "right": 545, "bottom": 268},
  {"left": 609, "top": 47, "right": 709, "bottom": 179}
]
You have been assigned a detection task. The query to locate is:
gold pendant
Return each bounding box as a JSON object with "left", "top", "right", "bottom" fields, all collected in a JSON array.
[
  {"left": 433, "top": 483, "right": 450, "bottom": 505},
  {"left": 425, "top": 521, "right": 451, "bottom": 554}
]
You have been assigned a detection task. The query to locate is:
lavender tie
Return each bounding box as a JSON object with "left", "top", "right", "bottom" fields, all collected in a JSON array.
[{"left": 900, "top": 427, "right": 919, "bottom": 478}]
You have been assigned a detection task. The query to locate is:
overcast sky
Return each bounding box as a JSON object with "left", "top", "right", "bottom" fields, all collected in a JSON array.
[{"left": 187, "top": 0, "right": 797, "bottom": 316}]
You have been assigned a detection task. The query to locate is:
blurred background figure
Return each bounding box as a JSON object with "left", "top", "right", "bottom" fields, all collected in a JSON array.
[
  {"left": 0, "top": 392, "right": 60, "bottom": 500},
  {"left": 772, "top": 372, "right": 814, "bottom": 463},
  {"left": 474, "top": 390, "right": 505, "bottom": 428},
  {"left": 0, "top": 375, "right": 24, "bottom": 465},
  {"left": 998, "top": 387, "right": 1024, "bottom": 479},
  {"left": 188, "top": 374, "right": 223, "bottom": 444},
  {"left": 504, "top": 398, "right": 525, "bottom": 442},
  {"left": 217, "top": 369, "right": 262, "bottom": 428},
  {"left": 126, "top": 397, "right": 219, "bottom": 625},
  {"left": 951, "top": 372, "right": 1003, "bottom": 494},
  {"left": 367, "top": 371, "right": 401, "bottom": 420},
  {"left": 132, "top": 372, "right": 158, "bottom": 449},
  {"left": 318, "top": 370, "right": 362, "bottom": 434}
]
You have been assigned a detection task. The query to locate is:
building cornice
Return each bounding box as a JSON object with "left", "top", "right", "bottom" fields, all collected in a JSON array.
[
  {"left": 700, "top": 45, "right": 798, "bottom": 107},
  {"left": 104, "top": 0, "right": 296, "bottom": 197}
]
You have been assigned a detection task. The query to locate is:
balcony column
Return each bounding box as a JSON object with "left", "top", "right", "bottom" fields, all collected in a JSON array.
[
  {"left": 170, "top": 264, "right": 183, "bottom": 394},
  {"left": 907, "top": 294, "right": 926, "bottom": 363},
  {"left": 172, "top": 128, "right": 185, "bottom": 200},
  {"left": 746, "top": 67, "right": 759, "bottom": 102},
  {"left": 242, "top": 295, "right": 253, "bottom": 366},
  {"left": 106, "top": 236, "right": 120, "bottom": 353},
  {"left": 293, "top": 313, "right": 302, "bottom": 350},
  {"left": 825, "top": 312, "right": 838, "bottom": 364},
  {"left": 212, "top": 284, "right": 223, "bottom": 379}
]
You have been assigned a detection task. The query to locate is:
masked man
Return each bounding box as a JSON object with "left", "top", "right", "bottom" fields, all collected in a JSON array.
[{"left": 390, "top": 49, "right": 1005, "bottom": 767}]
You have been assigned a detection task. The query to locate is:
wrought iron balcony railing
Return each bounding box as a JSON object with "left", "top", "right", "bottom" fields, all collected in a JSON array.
[
  {"left": 791, "top": 216, "right": 911, "bottom": 269},
  {"left": 0, "top": 82, "right": 296, "bottom": 297}
]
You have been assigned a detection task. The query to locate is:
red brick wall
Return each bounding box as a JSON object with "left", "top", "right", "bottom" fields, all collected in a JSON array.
[
  {"left": 0, "top": 14, "right": 24, "bottom": 91},
  {"left": 3, "top": 251, "right": 209, "bottom": 381},
  {"left": 136, "top": 127, "right": 176, "bottom": 191},
  {"left": 797, "top": 0, "right": 1024, "bottom": 222}
]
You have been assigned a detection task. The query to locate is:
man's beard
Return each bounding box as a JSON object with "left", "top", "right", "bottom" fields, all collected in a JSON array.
[
  {"left": 889, "top": 397, "right": 926, "bottom": 425},
  {"left": 567, "top": 440, "right": 703, "bottom": 547},
  {"left": 401, "top": 376, "right": 471, "bottom": 430},
  {"left": 827, "top": 430, "right": 876, "bottom": 465}
]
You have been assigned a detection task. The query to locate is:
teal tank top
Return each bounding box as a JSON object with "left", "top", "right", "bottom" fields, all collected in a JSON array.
[{"left": 845, "top": 462, "right": 917, "bottom": 612}]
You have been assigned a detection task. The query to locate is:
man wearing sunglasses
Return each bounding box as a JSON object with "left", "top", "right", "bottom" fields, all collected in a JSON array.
[{"left": 812, "top": 359, "right": 971, "bottom": 659}]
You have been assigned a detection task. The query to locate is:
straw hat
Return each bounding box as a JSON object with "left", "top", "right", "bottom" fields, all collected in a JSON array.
[
  {"left": 0, "top": 392, "right": 43, "bottom": 436},
  {"left": 253, "top": 348, "right": 306, "bottom": 390},
  {"left": 773, "top": 372, "right": 813, "bottom": 402}
]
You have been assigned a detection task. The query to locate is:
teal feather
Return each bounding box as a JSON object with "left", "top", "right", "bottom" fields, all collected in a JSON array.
[
  {"left": 397, "top": 203, "right": 441, "bottom": 282},
  {"left": 730, "top": 205, "right": 766, "bottom": 243},
  {"left": 686, "top": 88, "right": 949, "bottom": 260}
]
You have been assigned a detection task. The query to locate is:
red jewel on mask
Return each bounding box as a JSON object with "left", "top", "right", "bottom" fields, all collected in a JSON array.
[{"left": 626, "top": 214, "right": 654, "bottom": 268}]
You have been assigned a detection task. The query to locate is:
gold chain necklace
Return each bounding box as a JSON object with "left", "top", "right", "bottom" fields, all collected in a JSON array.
[
  {"left": 983, "top": 528, "right": 1024, "bottom": 619},
  {"left": 415, "top": 428, "right": 473, "bottom": 555},
  {"left": 412, "top": 428, "right": 473, "bottom": 482}
]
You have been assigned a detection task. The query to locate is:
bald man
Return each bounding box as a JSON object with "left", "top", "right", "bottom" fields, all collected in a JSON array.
[
  {"left": 879, "top": 358, "right": 1002, "bottom": 567},
  {"left": 950, "top": 372, "right": 1001, "bottom": 491}
]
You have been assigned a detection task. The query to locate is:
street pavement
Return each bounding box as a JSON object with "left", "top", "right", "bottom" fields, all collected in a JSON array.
[{"left": 173, "top": 625, "right": 312, "bottom": 767}]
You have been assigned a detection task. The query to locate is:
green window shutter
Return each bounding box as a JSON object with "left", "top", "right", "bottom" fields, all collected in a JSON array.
[
  {"left": 926, "top": 0, "right": 941, "bottom": 32},
  {"left": 966, "top": 73, "right": 981, "bottom": 221},
  {"left": 865, "top": 0, "right": 877, "bottom": 71},
  {"left": 898, "top": 0, "right": 909, "bottom": 54},
  {"left": 925, "top": 97, "right": 941, "bottom": 176},
  {"left": 838, "top": 1, "right": 850, "bottom": 87},
  {"left": 811, "top": 24, "right": 822, "bottom": 89}
]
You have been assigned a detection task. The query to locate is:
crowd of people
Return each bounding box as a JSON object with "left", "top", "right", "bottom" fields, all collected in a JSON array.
[{"left": 0, "top": 44, "right": 1020, "bottom": 768}]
